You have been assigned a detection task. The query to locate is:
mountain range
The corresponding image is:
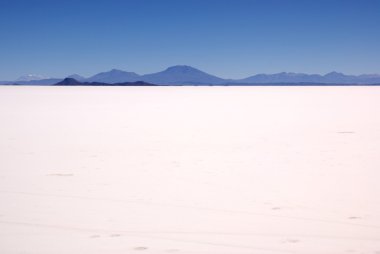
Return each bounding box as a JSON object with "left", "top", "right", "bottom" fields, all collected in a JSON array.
[{"left": 1, "top": 65, "right": 380, "bottom": 85}]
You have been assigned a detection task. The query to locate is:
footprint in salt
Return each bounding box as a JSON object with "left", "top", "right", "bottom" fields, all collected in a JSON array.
[
  {"left": 134, "top": 247, "right": 148, "bottom": 251},
  {"left": 283, "top": 239, "right": 300, "bottom": 244},
  {"left": 348, "top": 216, "right": 361, "bottom": 220}
]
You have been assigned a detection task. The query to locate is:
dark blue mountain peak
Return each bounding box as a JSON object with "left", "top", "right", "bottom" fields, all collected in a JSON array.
[
  {"left": 164, "top": 65, "right": 200, "bottom": 73},
  {"left": 141, "top": 65, "right": 225, "bottom": 84},
  {"left": 86, "top": 69, "right": 140, "bottom": 83},
  {"left": 109, "top": 68, "right": 125, "bottom": 73},
  {"left": 325, "top": 71, "right": 345, "bottom": 77},
  {"left": 56, "top": 78, "right": 80, "bottom": 85}
]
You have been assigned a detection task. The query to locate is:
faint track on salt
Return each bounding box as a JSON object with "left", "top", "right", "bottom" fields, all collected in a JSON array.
[
  {"left": 1, "top": 220, "right": 380, "bottom": 242},
  {"left": 1, "top": 190, "right": 380, "bottom": 230},
  {"left": 0, "top": 220, "right": 300, "bottom": 254}
]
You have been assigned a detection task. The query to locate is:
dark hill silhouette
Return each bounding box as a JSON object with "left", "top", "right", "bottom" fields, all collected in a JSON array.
[{"left": 55, "top": 78, "right": 156, "bottom": 86}]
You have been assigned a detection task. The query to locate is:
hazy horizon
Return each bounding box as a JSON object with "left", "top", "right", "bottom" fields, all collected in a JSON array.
[{"left": 3, "top": 65, "right": 380, "bottom": 82}]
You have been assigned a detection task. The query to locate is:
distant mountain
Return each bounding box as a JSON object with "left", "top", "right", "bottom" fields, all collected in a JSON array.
[
  {"left": 238, "top": 72, "right": 323, "bottom": 83},
  {"left": 141, "top": 65, "right": 226, "bottom": 85},
  {"left": 16, "top": 74, "right": 50, "bottom": 81},
  {"left": 66, "top": 74, "right": 85, "bottom": 81},
  {"left": 55, "top": 78, "right": 80, "bottom": 86},
  {"left": 86, "top": 69, "right": 140, "bottom": 83},
  {"left": 1, "top": 74, "right": 60, "bottom": 85},
  {"left": 12, "top": 78, "right": 62, "bottom": 85},
  {"left": 55, "top": 78, "right": 156, "bottom": 86},
  {"left": 323, "top": 72, "right": 356, "bottom": 83},
  {"left": 238, "top": 72, "right": 380, "bottom": 84}
]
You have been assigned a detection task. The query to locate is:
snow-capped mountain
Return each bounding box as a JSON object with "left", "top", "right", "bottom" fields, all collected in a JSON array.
[{"left": 16, "top": 74, "right": 50, "bottom": 82}]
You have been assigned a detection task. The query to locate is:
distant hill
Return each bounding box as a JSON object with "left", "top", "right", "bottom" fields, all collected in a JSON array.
[
  {"left": 55, "top": 78, "right": 156, "bottom": 86},
  {"left": 140, "top": 65, "right": 226, "bottom": 85},
  {"left": 66, "top": 74, "right": 86, "bottom": 81},
  {"left": 10, "top": 78, "right": 62, "bottom": 85},
  {"left": 237, "top": 72, "right": 380, "bottom": 84},
  {"left": 2, "top": 66, "right": 380, "bottom": 85},
  {"left": 86, "top": 69, "right": 140, "bottom": 83},
  {"left": 0, "top": 74, "right": 61, "bottom": 85},
  {"left": 16, "top": 74, "right": 50, "bottom": 81},
  {"left": 238, "top": 72, "right": 324, "bottom": 83}
]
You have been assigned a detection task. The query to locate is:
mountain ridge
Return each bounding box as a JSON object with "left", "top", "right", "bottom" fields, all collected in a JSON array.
[{"left": 2, "top": 66, "right": 380, "bottom": 85}]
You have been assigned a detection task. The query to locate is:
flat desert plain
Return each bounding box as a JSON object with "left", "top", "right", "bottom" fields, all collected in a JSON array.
[{"left": 0, "top": 86, "right": 380, "bottom": 254}]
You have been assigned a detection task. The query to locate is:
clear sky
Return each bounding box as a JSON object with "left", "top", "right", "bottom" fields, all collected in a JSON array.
[{"left": 0, "top": 0, "right": 379, "bottom": 80}]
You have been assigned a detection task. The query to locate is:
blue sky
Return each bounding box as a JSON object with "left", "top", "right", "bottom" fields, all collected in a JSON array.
[{"left": 0, "top": 0, "right": 379, "bottom": 80}]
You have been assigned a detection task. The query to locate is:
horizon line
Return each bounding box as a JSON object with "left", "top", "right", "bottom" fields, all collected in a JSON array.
[{"left": 3, "top": 65, "right": 380, "bottom": 81}]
